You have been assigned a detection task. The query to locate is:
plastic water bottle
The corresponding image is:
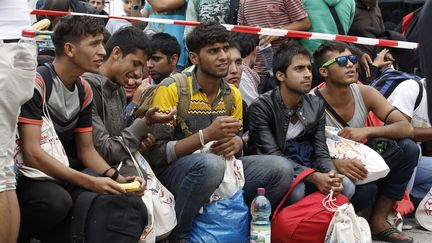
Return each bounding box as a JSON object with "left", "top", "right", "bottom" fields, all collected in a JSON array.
[
  {"left": 15, "top": 29, "right": 37, "bottom": 71},
  {"left": 258, "top": 44, "right": 274, "bottom": 77},
  {"left": 250, "top": 188, "right": 271, "bottom": 243}
]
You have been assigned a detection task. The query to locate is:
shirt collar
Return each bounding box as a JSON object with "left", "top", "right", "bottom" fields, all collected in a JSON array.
[{"left": 191, "top": 70, "right": 231, "bottom": 95}]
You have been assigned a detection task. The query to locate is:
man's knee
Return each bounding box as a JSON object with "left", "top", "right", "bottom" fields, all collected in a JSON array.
[
  {"left": 261, "top": 155, "right": 294, "bottom": 181},
  {"left": 192, "top": 153, "right": 225, "bottom": 187},
  {"left": 398, "top": 138, "right": 420, "bottom": 163},
  {"left": 287, "top": 182, "right": 306, "bottom": 204},
  {"left": 341, "top": 177, "right": 356, "bottom": 199}
]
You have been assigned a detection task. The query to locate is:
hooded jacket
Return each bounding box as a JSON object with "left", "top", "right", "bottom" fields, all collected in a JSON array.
[{"left": 83, "top": 73, "right": 149, "bottom": 165}]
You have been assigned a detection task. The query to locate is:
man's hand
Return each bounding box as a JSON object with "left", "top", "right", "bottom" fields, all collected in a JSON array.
[
  {"left": 360, "top": 53, "right": 373, "bottom": 78},
  {"left": 122, "top": 176, "right": 146, "bottom": 196},
  {"left": 372, "top": 49, "right": 394, "bottom": 72},
  {"left": 204, "top": 116, "right": 242, "bottom": 142},
  {"left": 338, "top": 127, "right": 369, "bottom": 142},
  {"left": 333, "top": 158, "right": 368, "bottom": 182},
  {"left": 259, "top": 35, "right": 280, "bottom": 47},
  {"left": 132, "top": 81, "right": 151, "bottom": 104},
  {"left": 142, "top": 106, "right": 176, "bottom": 126},
  {"left": 210, "top": 136, "right": 243, "bottom": 159},
  {"left": 139, "top": 133, "right": 155, "bottom": 151},
  {"left": 309, "top": 171, "right": 344, "bottom": 195},
  {"left": 88, "top": 177, "right": 126, "bottom": 195}
]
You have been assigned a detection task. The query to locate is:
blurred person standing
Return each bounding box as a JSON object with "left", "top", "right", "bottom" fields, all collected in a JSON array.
[
  {"left": 238, "top": 0, "right": 310, "bottom": 78},
  {"left": 0, "top": 1, "right": 37, "bottom": 243}
]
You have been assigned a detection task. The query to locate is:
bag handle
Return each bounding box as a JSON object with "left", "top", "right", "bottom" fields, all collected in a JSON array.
[{"left": 272, "top": 168, "right": 315, "bottom": 221}]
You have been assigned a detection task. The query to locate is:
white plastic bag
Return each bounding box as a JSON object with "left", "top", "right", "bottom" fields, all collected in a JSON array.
[
  {"left": 126, "top": 150, "right": 177, "bottom": 243},
  {"left": 325, "top": 203, "right": 372, "bottom": 243},
  {"left": 15, "top": 93, "right": 69, "bottom": 180},
  {"left": 325, "top": 126, "right": 390, "bottom": 185},
  {"left": 415, "top": 187, "right": 432, "bottom": 232},
  {"left": 194, "top": 141, "right": 245, "bottom": 202}
]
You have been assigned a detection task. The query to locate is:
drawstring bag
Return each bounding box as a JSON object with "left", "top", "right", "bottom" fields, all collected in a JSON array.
[{"left": 325, "top": 201, "right": 372, "bottom": 243}]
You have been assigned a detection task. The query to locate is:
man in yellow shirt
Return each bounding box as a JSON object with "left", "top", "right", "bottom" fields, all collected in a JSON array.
[{"left": 148, "top": 22, "right": 294, "bottom": 242}]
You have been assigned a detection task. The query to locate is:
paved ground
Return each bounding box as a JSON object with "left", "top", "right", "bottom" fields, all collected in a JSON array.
[{"left": 373, "top": 218, "right": 432, "bottom": 243}]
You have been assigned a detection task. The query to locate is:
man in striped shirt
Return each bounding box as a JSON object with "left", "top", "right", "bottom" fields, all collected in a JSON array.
[{"left": 238, "top": 0, "right": 311, "bottom": 79}]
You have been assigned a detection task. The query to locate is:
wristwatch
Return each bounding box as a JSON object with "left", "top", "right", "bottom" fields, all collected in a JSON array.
[{"left": 132, "top": 4, "right": 142, "bottom": 11}]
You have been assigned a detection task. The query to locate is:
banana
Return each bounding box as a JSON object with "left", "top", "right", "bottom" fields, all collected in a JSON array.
[
  {"left": 32, "top": 19, "right": 51, "bottom": 31},
  {"left": 118, "top": 181, "right": 141, "bottom": 192}
]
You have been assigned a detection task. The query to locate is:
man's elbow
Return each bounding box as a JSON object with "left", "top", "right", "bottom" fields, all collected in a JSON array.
[{"left": 299, "top": 17, "right": 311, "bottom": 31}]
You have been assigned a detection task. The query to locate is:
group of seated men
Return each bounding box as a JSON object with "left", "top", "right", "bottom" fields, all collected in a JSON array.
[{"left": 12, "top": 15, "right": 422, "bottom": 243}]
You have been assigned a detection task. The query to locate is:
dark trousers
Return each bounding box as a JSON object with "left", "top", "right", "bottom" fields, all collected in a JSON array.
[
  {"left": 16, "top": 177, "right": 72, "bottom": 243},
  {"left": 378, "top": 138, "right": 419, "bottom": 200}
]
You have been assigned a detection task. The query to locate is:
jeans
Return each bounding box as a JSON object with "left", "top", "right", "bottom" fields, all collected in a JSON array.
[
  {"left": 378, "top": 138, "right": 419, "bottom": 200},
  {"left": 411, "top": 155, "right": 432, "bottom": 204},
  {"left": 286, "top": 176, "right": 356, "bottom": 205},
  {"left": 155, "top": 153, "right": 294, "bottom": 241}
]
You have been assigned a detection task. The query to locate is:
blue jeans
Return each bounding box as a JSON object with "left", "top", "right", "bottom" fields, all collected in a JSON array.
[
  {"left": 411, "top": 155, "right": 432, "bottom": 204},
  {"left": 154, "top": 153, "right": 293, "bottom": 241}
]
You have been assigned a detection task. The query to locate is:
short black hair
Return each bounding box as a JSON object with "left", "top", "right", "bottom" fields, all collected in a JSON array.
[
  {"left": 52, "top": 15, "right": 105, "bottom": 56},
  {"left": 105, "top": 26, "right": 151, "bottom": 59},
  {"left": 149, "top": 32, "right": 181, "bottom": 60},
  {"left": 228, "top": 33, "right": 241, "bottom": 54},
  {"left": 186, "top": 21, "right": 229, "bottom": 53},
  {"left": 313, "top": 41, "right": 350, "bottom": 68},
  {"left": 273, "top": 41, "right": 311, "bottom": 79},
  {"left": 228, "top": 32, "right": 259, "bottom": 58}
]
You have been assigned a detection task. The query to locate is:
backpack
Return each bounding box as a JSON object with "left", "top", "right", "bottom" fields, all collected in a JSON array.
[
  {"left": 133, "top": 73, "right": 234, "bottom": 137},
  {"left": 370, "top": 68, "right": 423, "bottom": 110},
  {"left": 37, "top": 64, "right": 88, "bottom": 111},
  {"left": 70, "top": 190, "right": 148, "bottom": 243},
  {"left": 271, "top": 168, "right": 350, "bottom": 243}
]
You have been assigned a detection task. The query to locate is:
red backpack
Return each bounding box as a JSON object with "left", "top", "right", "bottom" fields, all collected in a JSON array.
[{"left": 271, "top": 168, "right": 349, "bottom": 243}]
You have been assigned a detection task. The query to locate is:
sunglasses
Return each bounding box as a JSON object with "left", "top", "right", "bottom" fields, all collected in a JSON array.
[{"left": 321, "top": 55, "right": 359, "bottom": 68}]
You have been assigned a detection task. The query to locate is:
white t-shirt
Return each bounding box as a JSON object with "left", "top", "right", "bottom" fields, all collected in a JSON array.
[
  {"left": 387, "top": 78, "right": 430, "bottom": 128},
  {"left": 0, "top": 0, "right": 31, "bottom": 39},
  {"left": 285, "top": 120, "right": 305, "bottom": 141}
]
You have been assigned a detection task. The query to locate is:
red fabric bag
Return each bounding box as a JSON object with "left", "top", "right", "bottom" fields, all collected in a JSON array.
[{"left": 271, "top": 168, "right": 349, "bottom": 243}]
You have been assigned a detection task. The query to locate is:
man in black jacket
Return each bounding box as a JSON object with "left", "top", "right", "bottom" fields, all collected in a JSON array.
[{"left": 248, "top": 41, "right": 352, "bottom": 204}]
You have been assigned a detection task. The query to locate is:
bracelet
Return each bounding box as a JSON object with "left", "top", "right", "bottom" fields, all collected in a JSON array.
[
  {"left": 101, "top": 167, "right": 119, "bottom": 181},
  {"left": 198, "top": 129, "right": 205, "bottom": 147}
]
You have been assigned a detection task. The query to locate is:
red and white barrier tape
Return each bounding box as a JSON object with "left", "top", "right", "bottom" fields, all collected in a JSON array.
[{"left": 31, "top": 9, "right": 419, "bottom": 50}]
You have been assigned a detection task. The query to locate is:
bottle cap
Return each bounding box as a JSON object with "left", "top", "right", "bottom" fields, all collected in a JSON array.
[
  {"left": 257, "top": 188, "right": 265, "bottom": 195},
  {"left": 22, "top": 29, "right": 36, "bottom": 38}
]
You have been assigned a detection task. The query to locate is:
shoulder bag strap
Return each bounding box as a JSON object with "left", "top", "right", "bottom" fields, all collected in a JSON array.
[
  {"left": 314, "top": 89, "right": 350, "bottom": 128},
  {"left": 272, "top": 168, "right": 315, "bottom": 221},
  {"left": 328, "top": 5, "right": 345, "bottom": 35}
]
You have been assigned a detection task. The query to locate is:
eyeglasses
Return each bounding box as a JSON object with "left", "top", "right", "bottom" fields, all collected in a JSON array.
[{"left": 321, "top": 55, "right": 359, "bottom": 68}]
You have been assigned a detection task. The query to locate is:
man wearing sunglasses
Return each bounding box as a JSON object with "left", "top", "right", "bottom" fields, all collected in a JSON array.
[{"left": 314, "top": 41, "right": 418, "bottom": 243}]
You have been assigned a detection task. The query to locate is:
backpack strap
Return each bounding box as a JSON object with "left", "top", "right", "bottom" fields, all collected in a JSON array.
[
  {"left": 37, "top": 65, "right": 54, "bottom": 102},
  {"left": 172, "top": 73, "right": 193, "bottom": 137},
  {"left": 414, "top": 79, "right": 423, "bottom": 110},
  {"left": 314, "top": 89, "right": 350, "bottom": 127},
  {"left": 272, "top": 168, "right": 315, "bottom": 221},
  {"left": 70, "top": 191, "right": 99, "bottom": 243},
  {"left": 223, "top": 89, "right": 234, "bottom": 116}
]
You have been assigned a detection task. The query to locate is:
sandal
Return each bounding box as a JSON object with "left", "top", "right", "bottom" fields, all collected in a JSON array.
[{"left": 372, "top": 227, "right": 413, "bottom": 243}]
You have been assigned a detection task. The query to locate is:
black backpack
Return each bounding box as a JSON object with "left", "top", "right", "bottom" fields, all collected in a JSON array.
[{"left": 70, "top": 191, "right": 148, "bottom": 243}]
